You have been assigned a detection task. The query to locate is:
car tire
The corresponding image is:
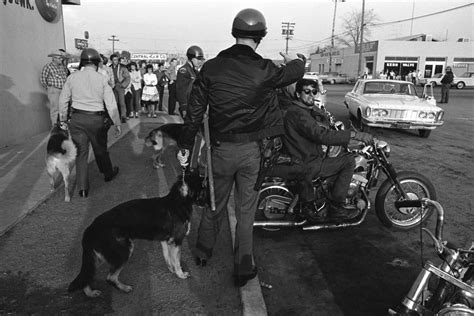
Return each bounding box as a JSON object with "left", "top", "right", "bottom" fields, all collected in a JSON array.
[
  {"left": 456, "top": 81, "right": 465, "bottom": 89},
  {"left": 418, "top": 130, "right": 431, "bottom": 138}
]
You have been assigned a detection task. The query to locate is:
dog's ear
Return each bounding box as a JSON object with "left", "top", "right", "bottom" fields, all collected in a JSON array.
[{"left": 144, "top": 129, "right": 158, "bottom": 147}]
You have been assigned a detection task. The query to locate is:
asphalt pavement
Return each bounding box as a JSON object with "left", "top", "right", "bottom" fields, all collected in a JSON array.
[{"left": 0, "top": 113, "right": 267, "bottom": 315}]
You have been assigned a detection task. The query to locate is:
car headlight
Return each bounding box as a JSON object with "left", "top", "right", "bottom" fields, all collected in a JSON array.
[
  {"left": 418, "top": 111, "right": 427, "bottom": 119},
  {"left": 437, "top": 111, "right": 444, "bottom": 121},
  {"left": 371, "top": 109, "right": 389, "bottom": 117},
  {"left": 379, "top": 109, "right": 388, "bottom": 117},
  {"left": 427, "top": 112, "right": 436, "bottom": 119},
  {"left": 366, "top": 107, "right": 372, "bottom": 117}
]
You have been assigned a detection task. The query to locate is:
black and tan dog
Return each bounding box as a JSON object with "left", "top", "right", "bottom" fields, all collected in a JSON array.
[
  {"left": 145, "top": 123, "right": 183, "bottom": 168},
  {"left": 68, "top": 172, "right": 208, "bottom": 298},
  {"left": 46, "top": 122, "right": 77, "bottom": 202}
]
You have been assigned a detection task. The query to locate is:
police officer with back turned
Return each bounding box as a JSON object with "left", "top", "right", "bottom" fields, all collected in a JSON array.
[
  {"left": 59, "top": 48, "right": 121, "bottom": 198},
  {"left": 177, "top": 8, "right": 305, "bottom": 287}
]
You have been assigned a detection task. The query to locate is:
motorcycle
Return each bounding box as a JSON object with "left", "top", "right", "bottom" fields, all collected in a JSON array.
[
  {"left": 253, "top": 120, "right": 437, "bottom": 231},
  {"left": 388, "top": 198, "right": 474, "bottom": 315}
]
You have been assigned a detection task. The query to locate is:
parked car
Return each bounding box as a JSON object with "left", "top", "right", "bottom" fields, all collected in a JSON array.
[
  {"left": 344, "top": 79, "right": 444, "bottom": 138},
  {"left": 454, "top": 71, "right": 474, "bottom": 89},
  {"left": 418, "top": 73, "right": 457, "bottom": 87},
  {"left": 321, "top": 72, "right": 355, "bottom": 84}
]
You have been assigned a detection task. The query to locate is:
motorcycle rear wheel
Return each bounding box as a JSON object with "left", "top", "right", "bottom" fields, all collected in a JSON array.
[{"left": 375, "top": 171, "right": 436, "bottom": 230}]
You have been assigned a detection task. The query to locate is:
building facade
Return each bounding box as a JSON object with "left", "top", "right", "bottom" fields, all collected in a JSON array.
[
  {"left": 0, "top": 0, "right": 79, "bottom": 148},
  {"left": 310, "top": 35, "right": 474, "bottom": 80}
]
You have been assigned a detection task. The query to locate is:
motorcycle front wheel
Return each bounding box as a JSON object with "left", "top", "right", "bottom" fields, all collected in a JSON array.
[{"left": 375, "top": 171, "right": 436, "bottom": 230}]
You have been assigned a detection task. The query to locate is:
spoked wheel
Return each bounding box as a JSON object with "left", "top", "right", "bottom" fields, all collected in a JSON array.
[{"left": 375, "top": 171, "right": 436, "bottom": 230}]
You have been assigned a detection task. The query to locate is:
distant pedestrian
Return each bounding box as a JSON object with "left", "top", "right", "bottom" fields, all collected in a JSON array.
[
  {"left": 389, "top": 70, "right": 395, "bottom": 80},
  {"left": 129, "top": 62, "right": 142, "bottom": 118},
  {"left": 139, "top": 61, "right": 147, "bottom": 113},
  {"left": 439, "top": 66, "right": 454, "bottom": 104},
  {"left": 40, "top": 49, "right": 69, "bottom": 125},
  {"left": 154, "top": 63, "right": 168, "bottom": 112},
  {"left": 142, "top": 64, "right": 159, "bottom": 117},
  {"left": 98, "top": 54, "right": 114, "bottom": 87},
  {"left": 58, "top": 48, "right": 121, "bottom": 198},
  {"left": 166, "top": 58, "right": 178, "bottom": 115},
  {"left": 109, "top": 54, "right": 131, "bottom": 123}
]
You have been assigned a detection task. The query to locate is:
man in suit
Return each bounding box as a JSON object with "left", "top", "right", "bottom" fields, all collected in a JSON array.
[{"left": 109, "top": 54, "right": 131, "bottom": 122}]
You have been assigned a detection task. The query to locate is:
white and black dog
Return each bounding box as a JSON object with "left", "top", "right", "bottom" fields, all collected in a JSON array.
[
  {"left": 45, "top": 122, "right": 77, "bottom": 202},
  {"left": 145, "top": 123, "right": 184, "bottom": 168},
  {"left": 68, "top": 172, "right": 209, "bottom": 298}
]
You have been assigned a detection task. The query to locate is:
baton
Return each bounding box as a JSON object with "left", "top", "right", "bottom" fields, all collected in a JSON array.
[{"left": 203, "top": 110, "right": 216, "bottom": 211}]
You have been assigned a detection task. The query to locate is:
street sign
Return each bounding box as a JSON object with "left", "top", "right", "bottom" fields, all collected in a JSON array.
[{"left": 74, "top": 38, "right": 88, "bottom": 50}]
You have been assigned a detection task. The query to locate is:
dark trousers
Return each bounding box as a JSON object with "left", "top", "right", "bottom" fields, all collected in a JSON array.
[
  {"left": 69, "top": 113, "right": 114, "bottom": 191},
  {"left": 131, "top": 86, "right": 141, "bottom": 113},
  {"left": 157, "top": 85, "right": 164, "bottom": 111},
  {"left": 441, "top": 83, "right": 451, "bottom": 103},
  {"left": 113, "top": 87, "right": 126, "bottom": 118},
  {"left": 195, "top": 141, "right": 260, "bottom": 276},
  {"left": 125, "top": 91, "right": 133, "bottom": 116},
  {"left": 168, "top": 82, "right": 177, "bottom": 115},
  {"left": 302, "top": 152, "right": 355, "bottom": 204}
]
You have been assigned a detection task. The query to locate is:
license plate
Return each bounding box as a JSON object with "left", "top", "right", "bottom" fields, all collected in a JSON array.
[{"left": 393, "top": 122, "right": 411, "bottom": 128}]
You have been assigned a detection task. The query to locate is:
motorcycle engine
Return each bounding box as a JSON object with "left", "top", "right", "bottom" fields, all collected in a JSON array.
[{"left": 347, "top": 173, "right": 368, "bottom": 198}]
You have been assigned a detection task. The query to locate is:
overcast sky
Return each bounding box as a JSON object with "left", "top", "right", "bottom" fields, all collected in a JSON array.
[{"left": 63, "top": 0, "right": 473, "bottom": 59}]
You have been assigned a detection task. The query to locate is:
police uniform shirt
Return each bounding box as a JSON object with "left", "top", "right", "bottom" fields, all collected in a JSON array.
[
  {"left": 176, "top": 62, "right": 198, "bottom": 106},
  {"left": 58, "top": 67, "right": 121, "bottom": 126}
]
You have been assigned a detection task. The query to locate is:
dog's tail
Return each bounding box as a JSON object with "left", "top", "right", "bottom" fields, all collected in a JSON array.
[
  {"left": 68, "top": 240, "right": 96, "bottom": 292},
  {"left": 61, "top": 139, "right": 77, "bottom": 164}
]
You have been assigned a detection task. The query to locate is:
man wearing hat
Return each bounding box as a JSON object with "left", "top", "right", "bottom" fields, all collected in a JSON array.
[{"left": 40, "top": 49, "right": 70, "bottom": 125}]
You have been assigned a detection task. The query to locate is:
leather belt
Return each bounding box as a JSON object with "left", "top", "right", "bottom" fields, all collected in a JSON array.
[{"left": 72, "top": 108, "right": 105, "bottom": 116}]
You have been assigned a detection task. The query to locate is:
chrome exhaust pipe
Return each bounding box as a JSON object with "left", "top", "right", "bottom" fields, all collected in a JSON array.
[
  {"left": 303, "top": 191, "right": 371, "bottom": 231},
  {"left": 254, "top": 220, "right": 307, "bottom": 227}
]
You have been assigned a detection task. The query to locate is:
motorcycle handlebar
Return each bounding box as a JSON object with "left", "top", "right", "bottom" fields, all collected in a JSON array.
[{"left": 396, "top": 198, "right": 444, "bottom": 243}]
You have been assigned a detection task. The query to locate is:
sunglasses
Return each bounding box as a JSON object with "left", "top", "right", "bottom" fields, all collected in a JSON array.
[{"left": 302, "top": 88, "right": 318, "bottom": 95}]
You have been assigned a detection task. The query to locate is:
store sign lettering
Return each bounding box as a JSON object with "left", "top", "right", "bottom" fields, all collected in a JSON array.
[
  {"left": 131, "top": 53, "right": 168, "bottom": 60},
  {"left": 402, "top": 63, "right": 415, "bottom": 67},
  {"left": 386, "top": 63, "right": 399, "bottom": 67},
  {"left": 453, "top": 63, "right": 467, "bottom": 68},
  {"left": 2, "top": 0, "right": 34, "bottom": 10}
]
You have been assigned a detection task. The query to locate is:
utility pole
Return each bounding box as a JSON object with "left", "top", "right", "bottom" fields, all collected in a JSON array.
[
  {"left": 281, "top": 22, "right": 295, "bottom": 54},
  {"left": 357, "top": 0, "right": 365, "bottom": 78},
  {"left": 410, "top": 0, "right": 415, "bottom": 36},
  {"left": 108, "top": 35, "right": 119, "bottom": 53},
  {"left": 329, "top": 0, "right": 345, "bottom": 72}
]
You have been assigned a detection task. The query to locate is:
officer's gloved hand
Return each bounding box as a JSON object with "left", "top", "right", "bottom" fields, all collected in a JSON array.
[
  {"left": 280, "top": 52, "right": 301, "bottom": 63},
  {"left": 177, "top": 149, "right": 190, "bottom": 167},
  {"left": 353, "top": 131, "right": 374, "bottom": 145}
]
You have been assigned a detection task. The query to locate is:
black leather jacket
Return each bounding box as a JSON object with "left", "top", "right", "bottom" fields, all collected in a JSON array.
[
  {"left": 283, "top": 101, "right": 351, "bottom": 164},
  {"left": 178, "top": 44, "right": 305, "bottom": 148}
]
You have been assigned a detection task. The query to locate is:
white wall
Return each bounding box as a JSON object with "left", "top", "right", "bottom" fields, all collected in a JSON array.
[{"left": 0, "top": 2, "right": 66, "bottom": 147}]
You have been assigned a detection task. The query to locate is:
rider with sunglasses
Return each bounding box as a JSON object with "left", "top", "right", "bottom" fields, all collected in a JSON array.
[{"left": 281, "top": 78, "right": 373, "bottom": 221}]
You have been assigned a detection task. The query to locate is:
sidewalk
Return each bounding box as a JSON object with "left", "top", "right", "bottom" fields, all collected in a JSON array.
[{"left": 0, "top": 113, "right": 266, "bottom": 315}]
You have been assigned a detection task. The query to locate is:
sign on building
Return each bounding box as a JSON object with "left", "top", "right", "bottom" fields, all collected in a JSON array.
[
  {"left": 355, "top": 41, "right": 378, "bottom": 54},
  {"left": 131, "top": 53, "right": 168, "bottom": 61},
  {"left": 74, "top": 38, "right": 88, "bottom": 50}
]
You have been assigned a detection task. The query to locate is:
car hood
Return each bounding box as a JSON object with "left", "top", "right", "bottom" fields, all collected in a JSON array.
[{"left": 362, "top": 95, "right": 442, "bottom": 110}]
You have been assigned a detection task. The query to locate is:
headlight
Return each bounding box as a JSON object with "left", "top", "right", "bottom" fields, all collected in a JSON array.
[
  {"left": 377, "top": 140, "right": 391, "bottom": 157},
  {"left": 371, "top": 109, "right": 388, "bottom": 117},
  {"left": 366, "top": 107, "right": 372, "bottom": 117},
  {"left": 418, "top": 111, "right": 427, "bottom": 119},
  {"left": 437, "top": 111, "right": 444, "bottom": 121},
  {"left": 379, "top": 109, "right": 388, "bottom": 117},
  {"left": 427, "top": 112, "right": 436, "bottom": 119}
]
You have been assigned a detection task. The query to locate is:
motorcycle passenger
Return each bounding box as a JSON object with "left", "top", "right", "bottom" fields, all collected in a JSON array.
[{"left": 282, "top": 78, "right": 373, "bottom": 221}]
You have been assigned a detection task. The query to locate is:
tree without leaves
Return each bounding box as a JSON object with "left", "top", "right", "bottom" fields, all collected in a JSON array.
[{"left": 336, "top": 9, "right": 379, "bottom": 47}]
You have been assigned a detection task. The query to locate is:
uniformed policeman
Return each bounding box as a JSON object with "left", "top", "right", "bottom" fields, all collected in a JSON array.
[
  {"left": 176, "top": 45, "right": 205, "bottom": 118},
  {"left": 177, "top": 8, "right": 305, "bottom": 287},
  {"left": 59, "top": 48, "right": 121, "bottom": 198}
]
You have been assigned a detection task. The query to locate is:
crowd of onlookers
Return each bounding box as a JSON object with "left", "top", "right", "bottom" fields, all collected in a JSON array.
[{"left": 96, "top": 54, "right": 179, "bottom": 122}]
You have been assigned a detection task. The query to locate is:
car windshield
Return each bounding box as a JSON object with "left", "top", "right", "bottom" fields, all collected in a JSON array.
[{"left": 363, "top": 82, "right": 416, "bottom": 96}]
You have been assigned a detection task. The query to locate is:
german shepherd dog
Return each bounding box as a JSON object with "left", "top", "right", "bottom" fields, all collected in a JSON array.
[
  {"left": 145, "top": 123, "right": 183, "bottom": 168},
  {"left": 68, "top": 172, "right": 208, "bottom": 298},
  {"left": 46, "top": 122, "right": 77, "bottom": 202}
]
